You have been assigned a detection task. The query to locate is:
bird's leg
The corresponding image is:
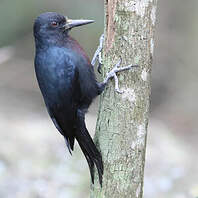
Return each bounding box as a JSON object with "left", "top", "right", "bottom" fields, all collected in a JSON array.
[
  {"left": 91, "top": 34, "right": 104, "bottom": 73},
  {"left": 93, "top": 34, "right": 138, "bottom": 93},
  {"left": 101, "top": 58, "right": 138, "bottom": 94}
]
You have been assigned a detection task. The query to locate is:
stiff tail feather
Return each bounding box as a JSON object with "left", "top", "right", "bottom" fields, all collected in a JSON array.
[{"left": 75, "top": 110, "right": 103, "bottom": 186}]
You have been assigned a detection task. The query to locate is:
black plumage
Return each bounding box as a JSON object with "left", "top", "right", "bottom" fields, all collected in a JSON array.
[{"left": 33, "top": 12, "right": 104, "bottom": 185}]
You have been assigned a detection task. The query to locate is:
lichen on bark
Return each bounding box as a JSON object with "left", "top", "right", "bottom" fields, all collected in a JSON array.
[{"left": 91, "top": 0, "right": 158, "bottom": 197}]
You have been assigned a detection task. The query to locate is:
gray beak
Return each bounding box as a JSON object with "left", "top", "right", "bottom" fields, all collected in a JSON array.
[{"left": 64, "top": 18, "right": 94, "bottom": 30}]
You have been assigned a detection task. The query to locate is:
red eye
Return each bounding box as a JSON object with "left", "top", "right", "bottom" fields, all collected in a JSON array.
[{"left": 51, "top": 21, "right": 58, "bottom": 27}]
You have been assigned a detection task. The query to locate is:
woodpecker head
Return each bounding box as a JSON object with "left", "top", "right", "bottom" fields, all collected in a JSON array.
[{"left": 33, "top": 12, "right": 94, "bottom": 43}]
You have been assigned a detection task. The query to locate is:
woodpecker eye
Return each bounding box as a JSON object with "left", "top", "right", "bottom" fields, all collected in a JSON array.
[{"left": 51, "top": 21, "right": 58, "bottom": 27}]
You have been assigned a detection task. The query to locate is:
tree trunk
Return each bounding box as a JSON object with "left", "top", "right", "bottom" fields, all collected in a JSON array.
[{"left": 91, "top": 0, "right": 158, "bottom": 197}]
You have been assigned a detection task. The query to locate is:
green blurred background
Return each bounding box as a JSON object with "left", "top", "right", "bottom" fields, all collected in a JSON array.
[{"left": 0, "top": 0, "right": 198, "bottom": 197}]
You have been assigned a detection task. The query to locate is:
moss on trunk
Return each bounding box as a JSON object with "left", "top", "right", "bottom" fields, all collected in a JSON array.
[{"left": 91, "top": 0, "right": 158, "bottom": 197}]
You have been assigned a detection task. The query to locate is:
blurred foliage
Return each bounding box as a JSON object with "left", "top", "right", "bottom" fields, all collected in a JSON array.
[
  {"left": 0, "top": 0, "right": 40, "bottom": 46},
  {"left": 0, "top": 0, "right": 104, "bottom": 51}
]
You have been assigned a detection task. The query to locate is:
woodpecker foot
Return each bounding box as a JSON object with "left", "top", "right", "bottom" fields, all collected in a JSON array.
[
  {"left": 91, "top": 34, "right": 104, "bottom": 73},
  {"left": 103, "top": 58, "right": 138, "bottom": 94}
]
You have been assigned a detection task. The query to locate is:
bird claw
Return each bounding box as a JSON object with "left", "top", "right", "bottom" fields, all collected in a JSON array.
[
  {"left": 92, "top": 34, "right": 138, "bottom": 93},
  {"left": 97, "top": 63, "right": 102, "bottom": 74},
  {"left": 103, "top": 58, "right": 138, "bottom": 94},
  {"left": 91, "top": 34, "right": 104, "bottom": 73}
]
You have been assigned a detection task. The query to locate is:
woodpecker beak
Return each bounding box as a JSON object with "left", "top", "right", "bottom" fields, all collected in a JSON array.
[{"left": 64, "top": 18, "right": 94, "bottom": 30}]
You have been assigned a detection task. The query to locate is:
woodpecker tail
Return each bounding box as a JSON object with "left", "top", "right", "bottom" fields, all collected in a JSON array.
[{"left": 75, "top": 110, "right": 103, "bottom": 186}]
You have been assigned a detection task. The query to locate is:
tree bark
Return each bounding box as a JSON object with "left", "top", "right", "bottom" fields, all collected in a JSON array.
[{"left": 91, "top": 0, "right": 158, "bottom": 197}]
